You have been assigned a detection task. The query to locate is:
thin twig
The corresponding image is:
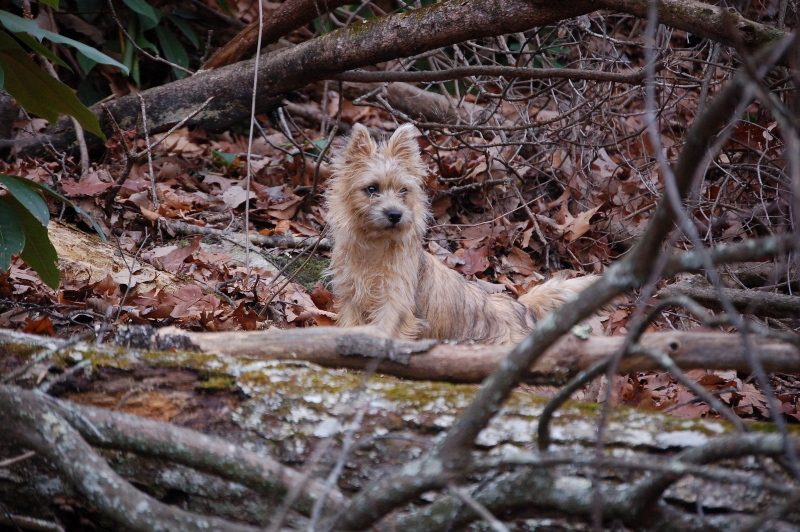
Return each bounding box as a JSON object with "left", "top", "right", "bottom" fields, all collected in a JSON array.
[
  {"left": 136, "top": 93, "right": 158, "bottom": 209},
  {"left": 0, "top": 450, "right": 35, "bottom": 468},
  {"left": 107, "top": 0, "right": 194, "bottom": 75}
]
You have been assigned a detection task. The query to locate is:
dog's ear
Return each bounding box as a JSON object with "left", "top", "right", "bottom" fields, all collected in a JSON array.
[
  {"left": 342, "top": 123, "right": 376, "bottom": 162},
  {"left": 384, "top": 124, "right": 421, "bottom": 163}
]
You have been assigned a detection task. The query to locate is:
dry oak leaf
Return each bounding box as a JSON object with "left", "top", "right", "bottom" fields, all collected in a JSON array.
[
  {"left": 560, "top": 205, "right": 601, "bottom": 242},
  {"left": 457, "top": 244, "right": 490, "bottom": 276},
  {"left": 61, "top": 170, "right": 114, "bottom": 196}
]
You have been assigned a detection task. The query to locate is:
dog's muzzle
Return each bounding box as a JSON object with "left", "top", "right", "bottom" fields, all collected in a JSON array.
[{"left": 385, "top": 210, "right": 402, "bottom": 225}]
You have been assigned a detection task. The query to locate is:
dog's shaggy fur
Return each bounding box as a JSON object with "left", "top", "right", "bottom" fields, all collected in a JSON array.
[{"left": 326, "top": 124, "right": 596, "bottom": 345}]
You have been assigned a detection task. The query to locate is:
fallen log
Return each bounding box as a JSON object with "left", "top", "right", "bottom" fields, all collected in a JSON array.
[
  {"left": 1, "top": 329, "right": 798, "bottom": 531},
  {"left": 49, "top": 222, "right": 184, "bottom": 296}
]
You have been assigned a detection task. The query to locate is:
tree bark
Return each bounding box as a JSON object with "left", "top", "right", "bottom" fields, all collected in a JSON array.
[
  {"left": 201, "top": 0, "right": 352, "bottom": 70},
  {"left": 48, "top": 222, "right": 185, "bottom": 296}
]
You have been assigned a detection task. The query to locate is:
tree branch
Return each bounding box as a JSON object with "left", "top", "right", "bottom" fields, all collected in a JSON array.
[
  {"left": 658, "top": 278, "right": 800, "bottom": 319},
  {"left": 49, "top": 396, "right": 348, "bottom": 516},
  {"left": 0, "top": 385, "right": 264, "bottom": 532},
  {"left": 331, "top": 61, "right": 663, "bottom": 85}
]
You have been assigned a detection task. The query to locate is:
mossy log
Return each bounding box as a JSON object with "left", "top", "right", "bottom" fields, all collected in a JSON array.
[{"left": 1, "top": 329, "right": 800, "bottom": 531}]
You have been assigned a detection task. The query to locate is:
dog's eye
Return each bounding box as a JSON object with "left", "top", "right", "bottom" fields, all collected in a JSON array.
[
  {"left": 365, "top": 185, "right": 379, "bottom": 195},
  {"left": 399, "top": 187, "right": 408, "bottom": 194}
]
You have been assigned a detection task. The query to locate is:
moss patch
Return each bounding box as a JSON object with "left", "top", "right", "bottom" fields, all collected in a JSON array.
[{"left": 270, "top": 254, "right": 330, "bottom": 290}]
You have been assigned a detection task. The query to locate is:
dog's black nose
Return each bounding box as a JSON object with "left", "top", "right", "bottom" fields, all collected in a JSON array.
[{"left": 386, "top": 210, "right": 402, "bottom": 224}]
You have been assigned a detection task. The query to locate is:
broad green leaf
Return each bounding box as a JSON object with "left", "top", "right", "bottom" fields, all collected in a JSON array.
[
  {"left": 137, "top": 11, "right": 159, "bottom": 31},
  {"left": 0, "top": 31, "right": 105, "bottom": 139},
  {"left": 0, "top": 10, "right": 129, "bottom": 74},
  {"left": 0, "top": 203, "right": 25, "bottom": 272},
  {"left": 0, "top": 64, "right": 4, "bottom": 89},
  {"left": 0, "top": 173, "right": 107, "bottom": 243},
  {"left": 0, "top": 174, "right": 49, "bottom": 225},
  {"left": 155, "top": 25, "right": 188, "bottom": 79},
  {"left": 2, "top": 195, "right": 59, "bottom": 289},
  {"left": 167, "top": 15, "right": 199, "bottom": 48},
  {"left": 120, "top": 0, "right": 161, "bottom": 25},
  {"left": 76, "top": 50, "right": 97, "bottom": 75},
  {"left": 38, "top": 0, "right": 59, "bottom": 8},
  {"left": 13, "top": 31, "right": 71, "bottom": 70}
]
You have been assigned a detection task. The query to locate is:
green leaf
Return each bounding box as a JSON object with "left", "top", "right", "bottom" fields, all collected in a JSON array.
[
  {"left": 76, "top": 50, "right": 97, "bottom": 75},
  {"left": 120, "top": 0, "right": 161, "bottom": 25},
  {"left": 0, "top": 10, "right": 129, "bottom": 74},
  {"left": 155, "top": 25, "right": 188, "bottom": 79},
  {"left": 0, "top": 203, "right": 25, "bottom": 272},
  {"left": 212, "top": 150, "right": 236, "bottom": 166},
  {"left": 134, "top": 32, "right": 159, "bottom": 55},
  {"left": 13, "top": 31, "right": 71, "bottom": 70},
  {"left": 0, "top": 64, "right": 4, "bottom": 89},
  {"left": 0, "top": 173, "right": 107, "bottom": 243},
  {"left": 0, "top": 174, "right": 49, "bottom": 225},
  {"left": 0, "top": 31, "right": 105, "bottom": 139},
  {"left": 137, "top": 11, "right": 159, "bottom": 31},
  {"left": 1, "top": 195, "right": 60, "bottom": 289},
  {"left": 38, "top": 0, "right": 59, "bottom": 8},
  {"left": 167, "top": 14, "right": 199, "bottom": 48}
]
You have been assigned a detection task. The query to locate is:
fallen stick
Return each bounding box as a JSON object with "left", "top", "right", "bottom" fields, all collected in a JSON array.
[
  {"left": 2, "top": 326, "right": 795, "bottom": 385},
  {"left": 658, "top": 278, "right": 800, "bottom": 319}
]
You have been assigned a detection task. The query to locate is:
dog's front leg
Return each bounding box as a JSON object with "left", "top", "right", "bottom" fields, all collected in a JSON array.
[
  {"left": 335, "top": 300, "right": 367, "bottom": 328},
  {"left": 370, "top": 300, "right": 421, "bottom": 341}
]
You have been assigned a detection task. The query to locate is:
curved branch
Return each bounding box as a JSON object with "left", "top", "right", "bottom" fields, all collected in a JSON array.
[
  {"left": 658, "top": 279, "right": 800, "bottom": 319},
  {"left": 625, "top": 433, "right": 800, "bottom": 523},
  {"left": 598, "top": 0, "right": 786, "bottom": 52},
  {"left": 49, "top": 396, "right": 348, "bottom": 516},
  {"left": 333, "top": 34, "right": 794, "bottom": 532},
  {"left": 331, "top": 62, "right": 663, "bottom": 85},
  {"left": 201, "top": 0, "right": 351, "bottom": 70},
  {"left": 0, "top": 385, "right": 262, "bottom": 532}
]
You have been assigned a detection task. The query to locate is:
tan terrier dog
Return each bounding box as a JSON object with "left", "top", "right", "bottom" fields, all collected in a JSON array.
[{"left": 326, "top": 124, "right": 596, "bottom": 345}]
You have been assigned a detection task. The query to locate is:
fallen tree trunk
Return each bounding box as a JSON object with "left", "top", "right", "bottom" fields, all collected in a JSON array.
[
  {"left": 1, "top": 330, "right": 799, "bottom": 532},
  {"left": 49, "top": 222, "right": 185, "bottom": 296},
  {"left": 22, "top": 0, "right": 786, "bottom": 157}
]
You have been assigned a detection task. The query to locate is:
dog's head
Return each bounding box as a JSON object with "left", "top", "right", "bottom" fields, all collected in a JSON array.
[{"left": 327, "top": 124, "right": 429, "bottom": 242}]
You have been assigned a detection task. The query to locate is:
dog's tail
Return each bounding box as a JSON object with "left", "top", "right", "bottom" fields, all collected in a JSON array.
[{"left": 518, "top": 272, "right": 598, "bottom": 319}]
